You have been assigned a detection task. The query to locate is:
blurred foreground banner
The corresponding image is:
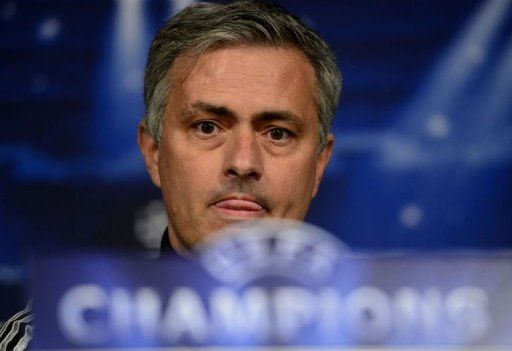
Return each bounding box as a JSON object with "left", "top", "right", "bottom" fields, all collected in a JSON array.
[{"left": 28, "top": 221, "right": 512, "bottom": 350}]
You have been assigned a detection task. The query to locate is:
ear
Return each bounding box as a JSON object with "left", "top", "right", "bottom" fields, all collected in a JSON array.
[
  {"left": 137, "top": 121, "right": 162, "bottom": 188},
  {"left": 312, "top": 133, "right": 334, "bottom": 198}
]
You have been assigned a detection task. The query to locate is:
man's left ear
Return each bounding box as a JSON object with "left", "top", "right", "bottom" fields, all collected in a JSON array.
[{"left": 313, "top": 133, "right": 334, "bottom": 198}]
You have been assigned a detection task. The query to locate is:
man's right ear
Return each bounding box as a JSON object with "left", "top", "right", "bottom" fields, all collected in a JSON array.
[{"left": 137, "top": 121, "right": 162, "bottom": 188}]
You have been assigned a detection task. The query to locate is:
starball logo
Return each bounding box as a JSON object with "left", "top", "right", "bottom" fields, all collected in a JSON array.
[{"left": 198, "top": 219, "right": 346, "bottom": 287}]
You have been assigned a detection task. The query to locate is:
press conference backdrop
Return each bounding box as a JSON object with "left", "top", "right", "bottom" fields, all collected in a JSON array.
[{"left": 1, "top": 0, "right": 512, "bottom": 320}]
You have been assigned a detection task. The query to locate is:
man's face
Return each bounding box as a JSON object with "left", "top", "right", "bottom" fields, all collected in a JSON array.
[{"left": 139, "top": 46, "right": 333, "bottom": 252}]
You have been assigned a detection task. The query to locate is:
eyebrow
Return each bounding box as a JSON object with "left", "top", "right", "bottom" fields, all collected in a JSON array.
[
  {"left": 185, "top": 101, "right": 237, "bottom": 120},
  {"left": 183, "top": 101, "right": 305, "bottom": 131},
  {"left": 252, "top": 110, "right": 304, "bottom": 132}
]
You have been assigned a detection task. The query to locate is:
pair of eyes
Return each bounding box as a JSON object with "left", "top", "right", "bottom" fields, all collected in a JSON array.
[{"left": 192, "top": 120, "right": 294, "bottom": 142}]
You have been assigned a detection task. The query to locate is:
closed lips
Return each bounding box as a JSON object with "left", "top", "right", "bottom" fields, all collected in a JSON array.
[{"left": 214, "top": 199, "right": 263, "bottom": 211}]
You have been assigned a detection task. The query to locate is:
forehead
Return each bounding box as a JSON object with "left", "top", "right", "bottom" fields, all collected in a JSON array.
[{"left": 169, "top": 45, "right": 317, "bottom": 120}]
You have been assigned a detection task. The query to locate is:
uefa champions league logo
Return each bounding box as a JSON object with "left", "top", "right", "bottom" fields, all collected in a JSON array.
[{"left": 198, "top": 219, "right": 348, "bottom": 287}]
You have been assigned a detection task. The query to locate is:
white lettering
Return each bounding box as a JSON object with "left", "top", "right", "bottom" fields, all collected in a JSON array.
[
  {"left": 345, "top": 286, "right": 391, "bottom": 342},
  {"left": 55, "top": 283, "right": 492, "bottom": 346},
  {"left": 210, "top": 287, "right": 269, "bottom": 340},
  {"left": 273, "top": 287, "right": 316, "bottom": 341},
  {"left": 58, "top": 284, "right": 109, "bottom": 345},
  {"left": 317, "top": 288, "right": 341, "bottom": 338},
  {"left": 110, "top": 287, "right": 161, "bottom": 339},
  {"left": 160, "top": 288, "right": 209, "bottom": 343},
  {"left": 420, "top": 288, "right": 443, "bottom": 338},
  {"left": 444, "top": 287, "right": 490, "bottom": 342},
  {"left": 393, "top": 287, "right": 421, "bottom": 337}
]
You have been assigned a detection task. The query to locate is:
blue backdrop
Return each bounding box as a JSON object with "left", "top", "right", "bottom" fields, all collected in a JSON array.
[{"left": 1, "top": 0, "right": 511, "bottom": 319}]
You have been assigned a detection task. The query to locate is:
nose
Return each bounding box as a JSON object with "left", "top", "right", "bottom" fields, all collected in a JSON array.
[{"left": 223, "top": 127, "right": 263, "bottom": 181}]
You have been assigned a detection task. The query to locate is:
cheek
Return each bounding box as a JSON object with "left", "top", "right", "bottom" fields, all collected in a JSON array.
[
  {"left": 159, "top": 142, "right": 220, "bottom": 208},
  {"left": 266, "top": 154, "right": 318, "bottom": 202}
]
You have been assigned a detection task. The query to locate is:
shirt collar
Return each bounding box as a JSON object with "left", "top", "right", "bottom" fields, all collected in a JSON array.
[{"left": 160, "top": 228, "right": 176, "bottom": 255}]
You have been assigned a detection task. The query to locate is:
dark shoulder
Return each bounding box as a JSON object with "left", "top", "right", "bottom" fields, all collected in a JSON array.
[{"left": 0, "top": 301, "right": 33, "bottom": 350}]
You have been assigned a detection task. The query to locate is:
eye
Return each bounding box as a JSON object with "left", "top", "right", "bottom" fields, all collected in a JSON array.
[
  {"left": 192, "top": 120, "right": 220, "bottom": 137},
  {"left": 266, "top": 127, "right": 294, "bottom": 144}
]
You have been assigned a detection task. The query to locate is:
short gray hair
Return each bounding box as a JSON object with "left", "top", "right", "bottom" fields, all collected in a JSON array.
[{"left": 143, "top": 0, "right": 342, "bottom": 151}]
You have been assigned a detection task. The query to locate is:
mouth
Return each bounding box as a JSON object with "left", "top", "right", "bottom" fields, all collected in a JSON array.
[{"left": 213, "top": 197, "right": 267, "bottom": 218}]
